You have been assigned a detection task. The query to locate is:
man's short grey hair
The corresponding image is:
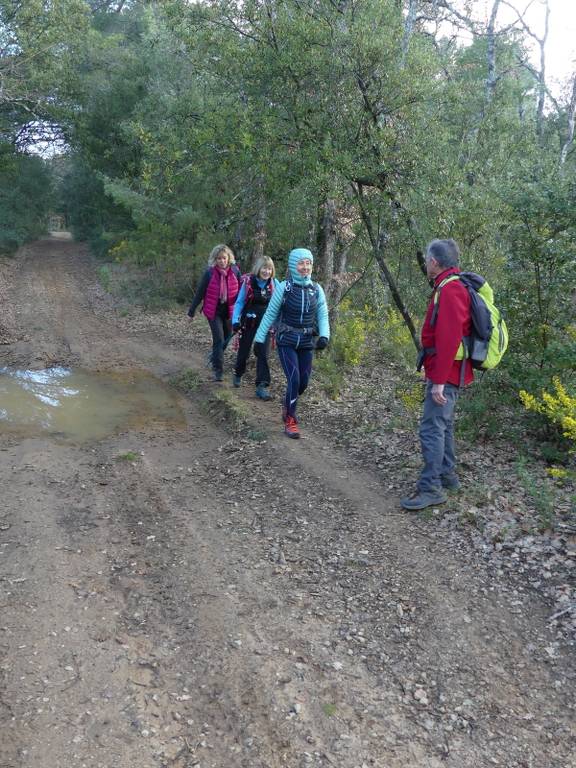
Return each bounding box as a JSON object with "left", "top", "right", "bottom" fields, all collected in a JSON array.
[{"left": 426, "top": 238, "right": 460, "bottom": 268}]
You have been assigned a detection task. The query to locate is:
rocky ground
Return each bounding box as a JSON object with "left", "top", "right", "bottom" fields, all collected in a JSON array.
[{"left": 0, "top": 237, "right": 574, "bottom": 768}]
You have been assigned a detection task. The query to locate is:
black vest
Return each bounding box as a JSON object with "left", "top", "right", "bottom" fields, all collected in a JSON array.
[{"left": 276, "top": 280, "right": 319, "bottom": 349}]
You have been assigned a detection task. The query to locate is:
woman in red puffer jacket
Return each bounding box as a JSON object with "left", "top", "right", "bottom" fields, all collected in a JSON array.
[{"left": 187, "top": 244, "right": 241, "bottom": 381}]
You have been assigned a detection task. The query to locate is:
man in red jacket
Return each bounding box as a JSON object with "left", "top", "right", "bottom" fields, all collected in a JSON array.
[{"left": 401, "top": 239, "right": 473, "bottom": 511}]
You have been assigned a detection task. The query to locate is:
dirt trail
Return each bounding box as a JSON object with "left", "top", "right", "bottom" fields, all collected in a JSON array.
[{"left": 0, "top": 237, "right": 574, "bottom": 768}]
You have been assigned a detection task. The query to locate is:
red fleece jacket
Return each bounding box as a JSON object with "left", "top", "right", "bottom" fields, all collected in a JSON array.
[{"left": 421, "top": 267, "right": 474, "bottom": 387}]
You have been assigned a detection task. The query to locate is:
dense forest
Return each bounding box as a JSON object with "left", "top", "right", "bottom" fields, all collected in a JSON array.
[{"left": 1, "top": 0, "right": 575, "bottom": 466}]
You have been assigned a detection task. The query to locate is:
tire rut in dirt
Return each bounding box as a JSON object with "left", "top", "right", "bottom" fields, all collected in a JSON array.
[
  {"left": 5, "top": 240, "right": 137, "bottom": 370},
  {"left": 74, "top": 430, "right": 325, "bottom": 767}
]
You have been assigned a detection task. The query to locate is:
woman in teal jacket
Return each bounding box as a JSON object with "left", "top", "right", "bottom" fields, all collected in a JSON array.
[{"left": 254, "top": 248, "right": 329, "bottom": 439}]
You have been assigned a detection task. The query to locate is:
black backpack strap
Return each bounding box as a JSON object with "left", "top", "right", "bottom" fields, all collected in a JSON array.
[
  {"left": 281, "top": 278, "right": 293, "bottom": 305},
  {"left": 431, "top": 299, "right": 440, "bottom": 327},
  {"left": 459, "top": 342, "right": 469, "bottom": 388}
]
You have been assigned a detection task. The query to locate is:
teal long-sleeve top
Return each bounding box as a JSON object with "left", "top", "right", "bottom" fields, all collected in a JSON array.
[{"left": 254, "top": 280, "right": 330, "bottom": 343}]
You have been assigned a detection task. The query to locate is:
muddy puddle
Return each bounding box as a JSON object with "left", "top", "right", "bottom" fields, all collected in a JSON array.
[{"left": 0, "top": 367, "right": 185, "bottom": 443}]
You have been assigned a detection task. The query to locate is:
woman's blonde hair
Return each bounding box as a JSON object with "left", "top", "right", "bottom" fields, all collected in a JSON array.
[
  {"left": 208, "top": 244, "right": 235, "bottom": 267},
  {"left": 253, "top": 255, "right": 275, "bottom": 278}
]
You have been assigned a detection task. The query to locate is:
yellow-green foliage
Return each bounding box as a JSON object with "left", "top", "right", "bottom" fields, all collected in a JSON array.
[
  {"left": 396, "top": 382, "right": 423, "bottom": 415},
  {"left": 546, "top": 467, "right": 569, "bottom": 479},
  {"left": 380, "top": 308, "right": 415, "bottom": 368},
  {"left": 108, "top": 224, "right": 183, "bottom": 268},
  {"left": 108, "top": 239, "right": 131, "bottom": 261},
  {"left": 330, "top": 299, "right": 375, "bottom": 367},
  {"left": 316, "top": 356, "right": 343, "bottom": 400},
  {"left": 315, "top": 300, "right": 375, "bottom": 399},
  {"left": 520, "top": 377, "right": 576, "bottom": 448}
]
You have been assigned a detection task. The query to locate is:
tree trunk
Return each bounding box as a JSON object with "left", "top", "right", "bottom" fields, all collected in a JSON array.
[
  {"left": 485, "top": 0, "right": 501, "bottom": 107},
  {"left": 373, "top": 233, "right": 419, "bottom": 350},
  {"left": 353, "top": 184, "right": 419, "bottom": 350},
  {"left": 327, "top": 244, "right": 351, "bottom": 326},
  {"left": 315, "top": 198, "right": 336, "bottom": 288},
  {"left": 231, "top": 219, "right": 245, "bottom": 270},
  {"left": 252, "top": 200, "right": 266, "bottom": 264},
  {"left": 316, "top": 197, "right": 354, "bottom": 325},
  {"left": 401, "top": 0, "right": 418, "bottom": 67},
  {"left": 536, "top": 1, "right": 550, "bottom": 143},
  {"left": 560, "top": 73, "right": 576, "bottom": 167}
]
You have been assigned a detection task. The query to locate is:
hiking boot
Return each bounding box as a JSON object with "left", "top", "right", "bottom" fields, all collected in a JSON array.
[
  {"left": 284, "top": 415, "right": 300, "bottom": 439},
  {"left": 256, "top": 385, "right": 271, "bottom": 401},
  {"left": 232, "top": 374, "right": 242, "bottom": 388},
  {"left": 400, "top": 489, "right": 447, "bottom": 511},
  {"left": 441, "top": 474, "right": 460, "bottom": 490},
  {"left": 213, "top": 370, "right": 223, "bottom": 382}
]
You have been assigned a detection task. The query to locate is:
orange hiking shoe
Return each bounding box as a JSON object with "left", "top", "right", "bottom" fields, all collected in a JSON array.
[{"left": 284, "top": 415, "right": 300, "bottom": 439}]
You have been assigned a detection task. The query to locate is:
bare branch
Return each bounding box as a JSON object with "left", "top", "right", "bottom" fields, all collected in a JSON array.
[
  {"left": 501, "top": 0, "right": 550, "bottom": 137},
  {"left": 433, "top": 0, "right": 481, "bottom": 33},
  {"left": 515, "top": 53, "right": 560, "bottom": 113},
  {"left": 501, "top": 0, "right": 544, "bottom": 43},
  {"left": 485, "top": 0, "right": 502, "bottom": 105}
]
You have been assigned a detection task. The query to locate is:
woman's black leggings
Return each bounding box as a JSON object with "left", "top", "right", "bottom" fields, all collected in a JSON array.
[
  {"left": 234, "top": 324, "right": 271, "bottom": 385},
  {"left": 207, "top": 303, "right": 231, "bottom": 373}
]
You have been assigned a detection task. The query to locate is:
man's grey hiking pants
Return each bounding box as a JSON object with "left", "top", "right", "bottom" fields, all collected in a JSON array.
[{"left": 417, "top": 380, "right": 460, "bottom": 492}]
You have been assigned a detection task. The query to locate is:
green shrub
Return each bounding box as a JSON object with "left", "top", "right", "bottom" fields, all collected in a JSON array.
[
  {"left": 515, "top": 455, "right": 557, "bottom": 532},
  {"left": 378, "top": 308, "right": 416, "bottom": 370},
  {"left": 456, "top": 381, "right": 513, "bottom": 441},
  {"left": 170, "top": 368, "right": 201, "bottom": 393},
  {"left": 315, "top": 353, "right": 344, "bottom": 400},
  {"left": 0, "top": 147, "right": 53, "bottom": 252},
  {"left": 97, "top": 265, "right": 112, "bottom": 291},
  {"left": 116, "top": 451, "right": 140, "bottom": 462},
  {"left": 316, "top": 299, "right": 375, "bottom": 398},
  {"left": 329, "top": 299, "right": 373, "bottom": 367}
]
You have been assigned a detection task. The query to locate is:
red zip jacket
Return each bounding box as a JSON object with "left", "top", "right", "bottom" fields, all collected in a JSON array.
[{"left": 421, "top": 267, "right": 474, "bottom": 387}]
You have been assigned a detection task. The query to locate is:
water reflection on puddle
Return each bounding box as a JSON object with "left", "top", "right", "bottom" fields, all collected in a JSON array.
[{"left": 0, "top": 366, "right": 185, "bottom": 442}]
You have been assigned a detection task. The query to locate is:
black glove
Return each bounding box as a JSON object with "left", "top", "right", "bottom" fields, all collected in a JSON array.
[
  {"left": 232, "top": 322, "right": 241, "bottom": 333},
  {"left": 315, "top": 336, "right": 328, "bottom": 351},
  {"left": 253, "top": 341, "right": 263, "bottom": 356}
]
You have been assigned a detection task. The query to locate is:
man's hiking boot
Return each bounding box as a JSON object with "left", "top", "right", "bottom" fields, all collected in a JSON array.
[
  {"left": 256, "top": 385, "right": 271, "bottom": 401},
  {"left": 232, "top": 374, "right": 242, "bottom": 388},
  {"left": 284, "top": 415, "right": 300, "bottom": 439},
  {"left": 441, "top": 474, "right": 460, "bottom": 490},
  {"left": 213, "top": 370, "right": 223, "bottom": 382},
  {"left": 400, "top": 489, "right": 447, "bottom": 511}
]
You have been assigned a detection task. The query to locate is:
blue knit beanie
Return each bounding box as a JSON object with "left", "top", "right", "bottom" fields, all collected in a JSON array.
[{"left": 288, "top": 248, "right": 314, "bottom": 282}]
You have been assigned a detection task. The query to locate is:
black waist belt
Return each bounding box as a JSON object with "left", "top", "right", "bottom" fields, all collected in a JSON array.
[{"left": 276, "top": 322, "right": 315, "bottom": 336}]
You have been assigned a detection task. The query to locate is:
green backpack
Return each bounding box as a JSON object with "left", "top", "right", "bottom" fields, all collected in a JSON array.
[{"left": 432, "top": 272, "right": 509, "bottom": 370}]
